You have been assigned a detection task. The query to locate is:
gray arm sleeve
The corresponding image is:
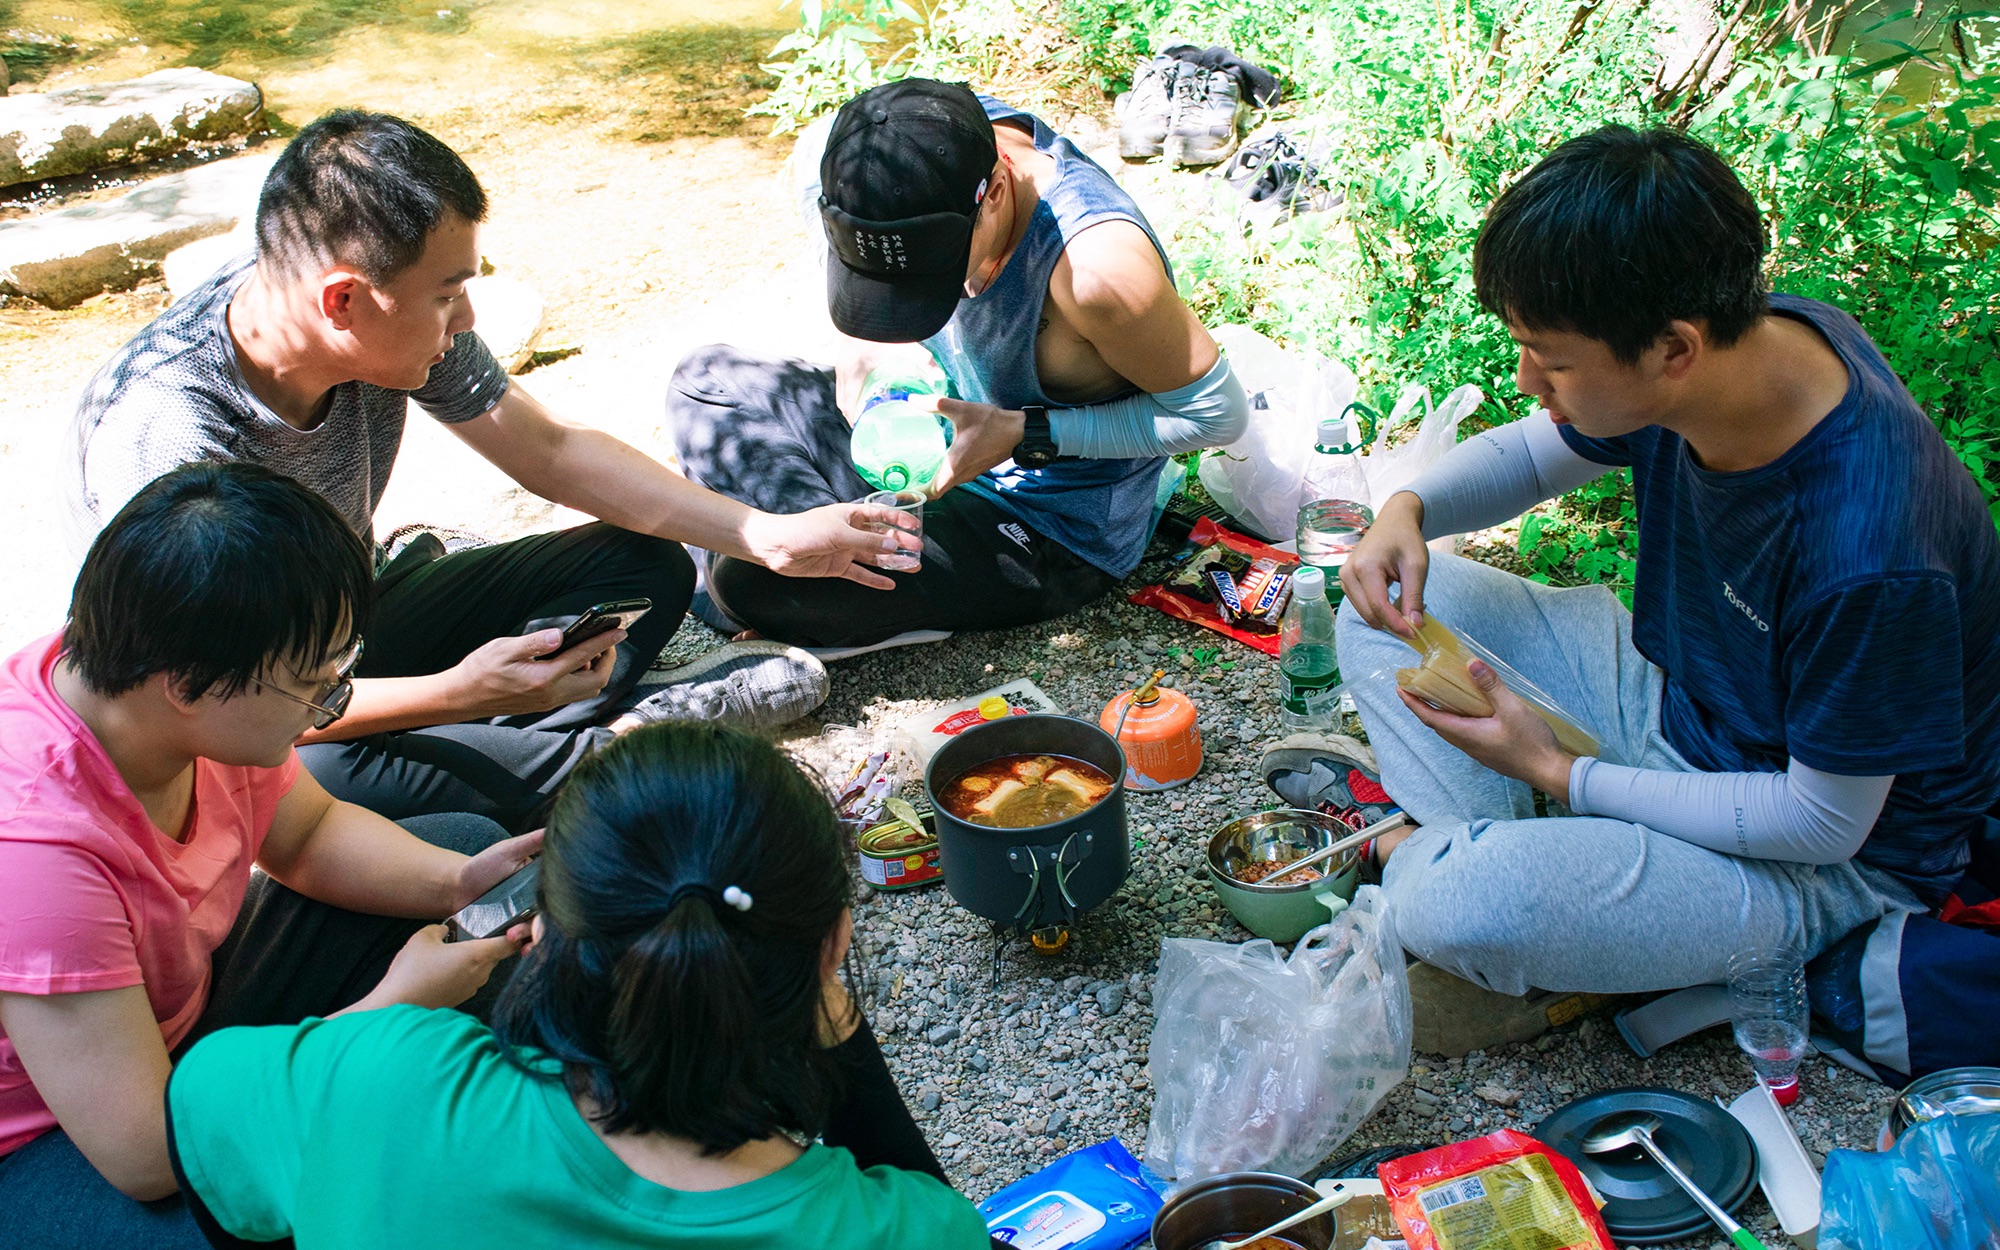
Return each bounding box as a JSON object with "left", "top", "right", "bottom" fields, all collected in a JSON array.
[
  {"left": 1568, "top": 755, "right": 1894, "bottom": 864},
  {"left": 1046, "top": 355, "right": 1250, "bottom": 459},
  {"left": 1409, "top": 412, "right": 1609, "bottom": 540}
]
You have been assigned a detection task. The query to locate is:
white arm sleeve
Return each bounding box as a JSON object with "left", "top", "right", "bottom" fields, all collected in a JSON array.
[
  {"left": 1046, "top": 355, "right": 1250, "bottom": 459},
  {"left": 1408, "top": 411, "right": 1609, "bottom": 540},
  {"left": 1568, "top": 755, "right": 1894, "bottom": 864}
]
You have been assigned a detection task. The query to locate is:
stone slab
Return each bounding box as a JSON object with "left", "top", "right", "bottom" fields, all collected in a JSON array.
[
  {"left": 0, "top": 152, "right": 274, "bottom": 307},
  {"left": 0, "top": 68, "right": 262, "bottom": 188}
]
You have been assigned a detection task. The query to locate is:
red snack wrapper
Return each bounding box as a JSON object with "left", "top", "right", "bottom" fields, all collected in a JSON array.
[
  {"left": 1129, "top": 518, "right": 1298, "bottom": 656},
  {"left": 1378, "top": 1130, "right": 1615, "bottom": 1250}
]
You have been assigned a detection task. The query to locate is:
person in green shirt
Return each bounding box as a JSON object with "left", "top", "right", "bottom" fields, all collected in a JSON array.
[{"left": 165, "top": 723, "right": 991, "bottom": 1249}]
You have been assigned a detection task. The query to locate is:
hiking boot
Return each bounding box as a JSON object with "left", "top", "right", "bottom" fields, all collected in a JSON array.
[
  {"left": 1115, "top": 55, "right": 1180, "bottom": 161},
  {"left": 624, "top": 641, "right": 828, "bottom": 730},
  {"left": 1259, "top": 732, "right": 1397, "bottom": 824},
  {"left": 1408, "top": 960, "right": 1619, "bottom": 1057},
  {"left": 1164, "top": 65, "right": 1249, "bottom": 168}
]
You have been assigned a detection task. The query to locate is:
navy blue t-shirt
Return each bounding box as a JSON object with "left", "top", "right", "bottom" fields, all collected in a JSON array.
[{"left": 1561, "top": 294, "right": 2000, "bottom": 904}]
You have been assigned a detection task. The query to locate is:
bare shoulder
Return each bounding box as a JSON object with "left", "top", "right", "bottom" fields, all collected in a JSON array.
[{"left": 1049, "top": 219, "right": 1174, "bottom": 326}]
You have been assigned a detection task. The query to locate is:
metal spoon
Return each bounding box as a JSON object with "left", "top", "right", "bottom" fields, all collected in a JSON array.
[
  {"left": 1580, "top": 1112, "right": 1768, "bottom": 1250},
  {"left": 1256, "top": 813, "right": 1410, "bottom": 887},
  {"left": 1196, "top": 1184, "right": 1355, "bottom": 1250}
]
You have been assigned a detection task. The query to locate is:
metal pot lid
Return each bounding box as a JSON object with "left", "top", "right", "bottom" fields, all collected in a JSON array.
[{"left": 1535, "top": 1087, "right": 1759, "bottom": 1245}]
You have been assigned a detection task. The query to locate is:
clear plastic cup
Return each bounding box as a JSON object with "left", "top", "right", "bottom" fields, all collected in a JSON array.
[
  {"left": 863, "top": 489, "right": 924, "bottom": 573},
  {"left": 1728, "top": 945, "right": 1810, "bottom": 1106}
]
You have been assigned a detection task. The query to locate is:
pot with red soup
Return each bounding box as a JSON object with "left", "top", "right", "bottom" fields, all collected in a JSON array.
[{"left": 924, "top": 714, "right": 1129, "bottom": 937}]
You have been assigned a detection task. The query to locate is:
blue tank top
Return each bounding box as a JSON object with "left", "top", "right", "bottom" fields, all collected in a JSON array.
[{"left": 922, "top": 98, "right": 1172, "bottom": 578}]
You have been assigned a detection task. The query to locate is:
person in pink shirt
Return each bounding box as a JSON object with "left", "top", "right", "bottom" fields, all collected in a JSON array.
[{"left": 0, "top": 462, "right": 545, "bottom": 1248}]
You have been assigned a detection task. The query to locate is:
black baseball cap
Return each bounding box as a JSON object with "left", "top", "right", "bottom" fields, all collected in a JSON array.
[{"left": 820, "top": 78, "right": 998, "bottom": 343}]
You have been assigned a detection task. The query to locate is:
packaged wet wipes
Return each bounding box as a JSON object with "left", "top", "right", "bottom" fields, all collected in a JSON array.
[
  {"left": 1379, "top": 1131, "right": 1613, "bottom": 1250},
  {"left": 981, "top": 1139, "right": 1165, "bottom": 1250}
]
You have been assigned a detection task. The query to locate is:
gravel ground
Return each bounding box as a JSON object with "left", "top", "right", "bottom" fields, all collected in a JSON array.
[{"left": 731, "top": 539, "right": 1902, "bottom": 1250}]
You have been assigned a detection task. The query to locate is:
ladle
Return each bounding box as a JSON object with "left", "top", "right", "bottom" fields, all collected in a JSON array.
[
  {"left": 1195, "top": 1183, "right": 1355, "bottom": 1250},
  {"left": 1580, "top": 1112, "right": 1767, "bottom": 1250}
]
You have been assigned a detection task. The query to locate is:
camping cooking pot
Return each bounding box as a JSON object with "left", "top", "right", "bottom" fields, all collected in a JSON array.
[
  {"left": 925, "top": 714, "right": 1128, "bottom": 935},
  {"left": 1208, "top": 809, "right": 1362, "bottom": 943}
]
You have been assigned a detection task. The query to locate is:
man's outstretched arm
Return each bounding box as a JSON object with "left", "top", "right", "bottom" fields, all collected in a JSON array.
[{"left": 449, "top": 385, "right": 912, "bottom": 588}]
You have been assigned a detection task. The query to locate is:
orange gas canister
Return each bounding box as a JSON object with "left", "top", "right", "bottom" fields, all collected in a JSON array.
[{"left": 1100, "top": 670, "right": 1202, "bottom": 792}]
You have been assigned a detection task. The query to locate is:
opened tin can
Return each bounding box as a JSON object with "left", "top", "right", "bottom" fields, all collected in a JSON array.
[{"left": 858, "top": 810, "right": 943, "bottom": 892}]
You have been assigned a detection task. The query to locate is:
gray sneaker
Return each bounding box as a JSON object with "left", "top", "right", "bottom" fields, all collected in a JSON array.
[
  {"left": 1116, "top": 55, "right": 1180, "bottom": 160},
  {"left": 1164, "top": 65, "right": 1249, "bottom": 168},
  {"left": 626, "top": 641, "right": 829, "bottom": 730}
]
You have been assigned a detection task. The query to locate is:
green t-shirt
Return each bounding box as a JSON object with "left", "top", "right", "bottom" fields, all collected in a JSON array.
[{"left": 167, "top": 1006, "right": 990, "bottom": 1249}]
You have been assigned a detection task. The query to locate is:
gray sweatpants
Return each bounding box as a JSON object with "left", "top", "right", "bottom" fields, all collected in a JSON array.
[{"left": 1339, "top": 553, "right": 1923, "bottom": 995}]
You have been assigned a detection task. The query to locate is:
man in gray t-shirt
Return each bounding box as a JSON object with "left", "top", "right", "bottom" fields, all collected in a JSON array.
[{"left": 64, "top": 110, "right": 918, "bottom": 830}]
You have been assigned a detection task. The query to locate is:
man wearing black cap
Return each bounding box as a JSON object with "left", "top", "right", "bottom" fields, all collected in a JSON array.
[{"left": 667, "top": 78, "right": 1249, "bottom": 650}]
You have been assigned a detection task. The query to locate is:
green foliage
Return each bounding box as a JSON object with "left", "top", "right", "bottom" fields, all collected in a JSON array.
[
  {"left": 748, "top": 0, "right": 928, "bottom": 133},
  {"left": 1518, "top": 470, "right": 1640, "bottom": 608}
]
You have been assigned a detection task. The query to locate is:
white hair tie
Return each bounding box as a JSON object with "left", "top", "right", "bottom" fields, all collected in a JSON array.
[{"left": 721, "top": 885, "right": 754, "bottom": 912}]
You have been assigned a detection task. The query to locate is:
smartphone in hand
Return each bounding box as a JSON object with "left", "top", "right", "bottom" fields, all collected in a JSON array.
[
  {"left": 446, "top": 859, "right": 540, "bottom": 942},
  {"left": 536, "top": 598, "right": 652, "bottom": 660}
]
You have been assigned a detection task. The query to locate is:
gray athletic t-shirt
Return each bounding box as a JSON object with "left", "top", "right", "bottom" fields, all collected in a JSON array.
[{"left": 64, "top": 252, "right": 511, "bottom": 554}]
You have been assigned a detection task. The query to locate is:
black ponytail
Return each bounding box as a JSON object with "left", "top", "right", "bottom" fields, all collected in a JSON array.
[{"left": 493, "top": 722, "right": 852, "bottom": 1154}]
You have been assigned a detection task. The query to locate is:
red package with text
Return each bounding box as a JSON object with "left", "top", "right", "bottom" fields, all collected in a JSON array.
[
  {"left": 1379, "top": 1130, "right": 1614, "bottom": 1250},
  {"left": 1129, "top": 517, "right": 1297, "bottom": 656}
]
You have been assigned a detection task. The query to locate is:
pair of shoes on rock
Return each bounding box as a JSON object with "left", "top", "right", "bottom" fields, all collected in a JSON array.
[
  {"left": 1116, "top": 54, "right": 1250, "bottom": 167},
  {"left": 1215, "top": 129, "right": 1343, "bottom": 226},
  {"left": 624, "top": 640, "right": 829, "bottom": 731}
]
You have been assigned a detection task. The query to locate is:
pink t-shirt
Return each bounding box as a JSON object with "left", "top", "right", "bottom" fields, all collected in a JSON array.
[{"left": 0, "top": 634, "right": 299, "bottom": 1156}]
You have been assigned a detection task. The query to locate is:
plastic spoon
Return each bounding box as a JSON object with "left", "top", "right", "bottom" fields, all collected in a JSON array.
[
  {"left": 1196, "top": 1185, "right": 1355, "bottom": 1250},
  {"left": 1581, "top": 1112, "right": 1768, "bottom": 1250}
]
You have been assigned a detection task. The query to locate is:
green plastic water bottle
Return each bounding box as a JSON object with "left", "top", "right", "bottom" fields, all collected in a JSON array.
[
  {"left": 851, "top": 369, "right": 950, "bottom": 492},
  {"left": 1279, "top": 565, "right": 1343, "bottom": 730}
]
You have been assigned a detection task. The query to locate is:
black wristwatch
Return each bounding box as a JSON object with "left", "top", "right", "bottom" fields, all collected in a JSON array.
[{"left": 1014, "top": 404, "right": 1061, "bottom": 469}]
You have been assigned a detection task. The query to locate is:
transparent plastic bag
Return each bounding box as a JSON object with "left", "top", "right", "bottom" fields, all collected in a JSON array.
[
  {"left": 1392, "top": 612, "right": 1612, "bottom": 762},
  {"left": 1820, "top": 1112, "right": 2000, "bottom": 1250},
  {"left": 1143, "top": 886, "right": 1411, "bottom": 1184},
  {"left": 1356, "top": 383, "right": 1482, "bottom": 509}
]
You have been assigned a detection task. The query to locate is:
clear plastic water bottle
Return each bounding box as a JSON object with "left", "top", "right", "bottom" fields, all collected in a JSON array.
[
  {"left": 1728, "top": 946, "right": 1811, "bottom": 1106},
  {"left": 850, "top": 369, "right": 950, "bottom": 493},
  {"left": 1279, "top": 565, "right": 1343, "bottom": 730}
]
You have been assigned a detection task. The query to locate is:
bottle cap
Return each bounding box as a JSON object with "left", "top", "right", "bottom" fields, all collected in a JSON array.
[
  {"left": 1294, "top": 565, "right": 1326, "bottom": 596},
  {"left": 977, "top": 696, "right": 1010, "bottom": 720},
  {"left": 1316, "top": 418, "right": 1347, "bottom": 446}
]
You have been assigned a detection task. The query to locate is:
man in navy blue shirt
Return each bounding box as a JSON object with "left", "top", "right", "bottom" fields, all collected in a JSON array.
[{"left": 1323, "top": 126, "right": 2000, "bottom": 997}]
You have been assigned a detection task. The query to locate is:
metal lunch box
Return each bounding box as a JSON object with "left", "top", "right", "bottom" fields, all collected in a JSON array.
[{"left": 1207, "top": 809, "right": 1363, "bottom": 944}]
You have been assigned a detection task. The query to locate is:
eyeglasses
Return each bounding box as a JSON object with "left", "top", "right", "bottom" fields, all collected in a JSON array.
[{"left": 255, "top": 637, "right": 364, "bottom": 730}]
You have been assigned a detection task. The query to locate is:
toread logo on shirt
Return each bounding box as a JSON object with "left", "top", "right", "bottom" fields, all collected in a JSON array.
[{"left": 1722, "top": 581, "right": 1771, "bottom": 632}]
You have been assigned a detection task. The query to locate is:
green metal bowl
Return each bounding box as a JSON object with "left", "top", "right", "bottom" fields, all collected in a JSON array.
[{"left": 1207, "top": 808, "right": 1362, "bottom": 943}]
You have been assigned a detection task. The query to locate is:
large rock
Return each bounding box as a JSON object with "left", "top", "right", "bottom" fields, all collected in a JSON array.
[
  {"left": 0, "top": 152, "right": 273, "bottom": 307},
  {"left": 0, "top": 68, "right": 262, "bottom": 188},
  {"left": 163, "top": 223, "right": 253, "bottom": 302}
]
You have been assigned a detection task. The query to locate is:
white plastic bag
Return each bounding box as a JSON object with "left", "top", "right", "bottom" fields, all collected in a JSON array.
[
  {"left": 1197, "top": 326, "right": 1358, "bottom": 541},
  {"left": 1143, "top": 886, "right": 1412, "bottom": 1184},
  {"left": 1356, "top": 382, "right": 1483, "bottom": 507},
  {"left": 1197, "top": 327, "right": 1481, "bottom": 541}
]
